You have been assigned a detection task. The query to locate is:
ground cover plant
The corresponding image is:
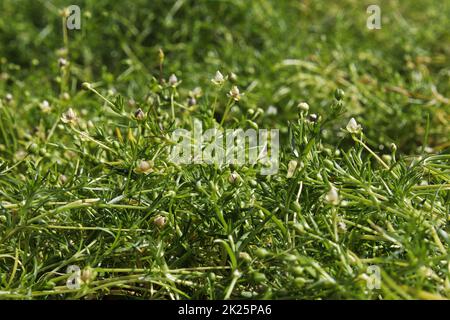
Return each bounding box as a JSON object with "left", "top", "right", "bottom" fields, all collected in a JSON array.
[{"left": 0, "top": 0, "right": 449, "bottom": 299}]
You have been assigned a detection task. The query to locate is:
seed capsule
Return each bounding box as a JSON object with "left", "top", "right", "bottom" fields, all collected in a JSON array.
[
  {"left": 134, "top": 108, "right": 145, "bottom": 121},
  {"left": 228, "top": 86, "right": 241, "bottom": 101},
  {"left": 168, "top": 74, "right": 178, "bottom": 86},
  {"left": 154, "top": 215, "right": 167, "bottom": 228},
  {"left": 297, "top": 102, "right": 309, "bottom": 112},
  {"left": 334, "top": 88, "right": 345, "bottom": 101},
  {"left": 346, "top": 117, "right": 362, "bottom": 134}
]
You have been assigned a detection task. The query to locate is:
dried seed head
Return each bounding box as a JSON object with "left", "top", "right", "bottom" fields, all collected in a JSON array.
[
  {"left": 154, "top": 215, "right": 167, "bottom": 228},
  {"left": 61, "top": 108, "right": 78, "bottom": 124},
  {"left": 134, "top": 160, "right": 153, "bottom": 174},
  {"left": 211, "top": 70, "right": 225, "bottom": 85},
  {"left": 346, "top": 117, "right": 362, "bottom": 134},
  {"left": 297, "top": 102, "right": 309, "bottom": 112},
  {"left": 168, "top": 74, "right": 178, "bottom": 86},
  {"left": 325, "top": 186, "right": 340, "bottom": 205},
  {"left": 134, "top": 108, "right": 145, "bottom": 121},
  {"left": 228, "top": 85, "right": 241, "bottom": 101}
]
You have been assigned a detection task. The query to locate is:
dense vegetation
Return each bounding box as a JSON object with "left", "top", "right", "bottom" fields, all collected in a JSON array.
[{"left": 0, "top": 0, "right": 449, "bottom": 299}]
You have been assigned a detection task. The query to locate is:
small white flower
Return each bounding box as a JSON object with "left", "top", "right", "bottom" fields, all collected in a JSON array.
[
  {"left": 266, "top": 105, "right": 278, "bottom": 115},
  {"left": 40, "top": 100, "right": 51, "bottom": 113},
  {"left": 346, "top": 117, "right": 362, "bottom": 134},
  {"left": 59, "top": 174, "right": 68, "bottom": 185},
  {"left": 58, "top": 58, "right": 68, "bottom": 68},
  {"left": 168, "top": 74, "right": 178, "bottom": 86},
  {"left": 228, "top": 85, "right": 241, "bottom": 101},
  {"left": 286, "top": 160, "right": 298, "bottom": 178},
  {"left": 325, "top": 186, "right": 340, "bottom": 205},
  {"left": 211, "top": 70, "right": 225, "bottom": 85},
  {"left": 61, "top": 108, "right": 78, "bottom": 124}
]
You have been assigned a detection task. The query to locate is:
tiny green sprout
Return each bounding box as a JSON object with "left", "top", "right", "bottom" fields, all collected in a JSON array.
[
  {"left": 211, "top": 70, "right": 225, "bottom": 85},
  {"left": 153, "top": 215, "right": 167, "bottom": 228},
  {"left": 325, "top": 185, "right": 340, "bottom": 205},
  {"left": 346, "top": 117, "right": 362, "bottom": 134},
  {"left": 228, "top": 85, "right": 241, "bottom": 101},
  {"left": 334, "top": 88, "right": 345, "bottom": 101}
]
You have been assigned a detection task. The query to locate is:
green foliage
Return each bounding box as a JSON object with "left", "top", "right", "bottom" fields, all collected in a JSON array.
[{"left": 0, "top": 0, "right": 449, "bottom": 299}]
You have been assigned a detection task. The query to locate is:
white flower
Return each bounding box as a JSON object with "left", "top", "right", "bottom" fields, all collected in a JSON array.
[
  {"left": 266, "top": 105, "right": 278, "bottom": 115},
  {"left": 325, "top": 186, "right": 340, "bottom": 205},
  {"left": 228, "top": 85, "right": 241, "bottom": 101},
  {"left": 346, "top": 118, "right": 362, "bottom": 134},
  {"left": 211, "top": 70, "right": 225, "bottom": 85},
  {"left": 40, "top": 100, "right": 51, "bottom": 113},
  {"left": 168, "top": 74, "right": 178, "bottom": 86},
  {"left": 61, "top": 108, "right": 78, "bottom": 124}
]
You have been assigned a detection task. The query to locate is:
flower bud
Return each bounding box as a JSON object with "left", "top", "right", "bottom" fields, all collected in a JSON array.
[
  {"left": 334, "top": 88, "right": 345, "bottom": 101},
  {"left": 154, "top": 215, "right": 167, "bottom": 228},
  {"left": 346, "top": 117, "right": 362, "bottom": 134}
]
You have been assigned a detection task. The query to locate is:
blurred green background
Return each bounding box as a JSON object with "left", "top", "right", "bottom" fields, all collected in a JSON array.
[{"left": 1, "top": 0, "right": 449, "bottom": 152}]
